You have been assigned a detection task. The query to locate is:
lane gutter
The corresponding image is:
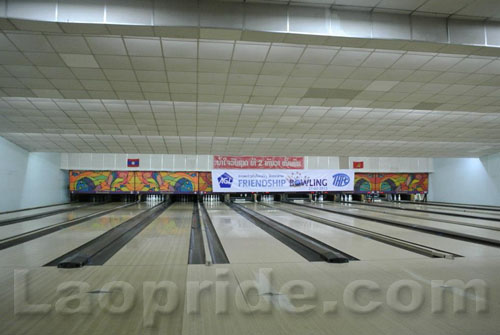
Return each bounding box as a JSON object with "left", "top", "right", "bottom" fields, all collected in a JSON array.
[
  {"left": 262, "top": 202, "right": 458, "bottom": 259},
  {"left": 0, "top": 202, "right": 137, "bottom": 251},
  {"left": 343, "top": 201, "right": 500, "bottom": 222},
  {"left": 342, "top": 203, "right": 500, "bottom": 232},
  {"left": 288, "top": 201, "right": 500, "bottom": 248},
  {"left": 45, "top": 201, "right": 171, "bottom": 267},
  {"left": 199, "top": 202, "right": 229, "bottom": 264},
  {"left": 188, "top": 201, "right": 206, "bottom": 265},
  {"left": 229, "top": 202, "right": 357, "bottom": 263},
  {"left": 0, "top": 202, "right": 73, "bottom": 215},
  {"left": 395, "top": 201, "right": 500, "bottom": 213},
  {"left": 0, "top": 202, "right": 107, "bottom": 227}
]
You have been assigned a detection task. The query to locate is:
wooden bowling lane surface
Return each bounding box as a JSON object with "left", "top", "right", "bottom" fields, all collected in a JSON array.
[
  {"left": 369, "top": 202, "right": 500, "bottom": 220},
  {"left": 0, "top": 257, "right": 499, "bottom": 335},
  {"left": 182, "top": 257, "right": 500, "bottom": 335},
  {"left": 181, "top": 264, "right": 264, "bottom": 335},
  {"left": 0, "top": 203, "right": 122, "bottom": 241},
  {"left": 104, "top": 202, "right": 192, "bottom": 266},
  {"left": 0, "top": 203, "right": 80, "bottom": 221},
  {"left": 275, "top": 203, "right": 500, "bottom": 258},
  {"left": 337, "top": 202, "right": 500, "bottom": 230},
  {"left": 204, "top": 202, "right": 307, "bottom": 264},
  {"left": 310, "top": 202, "right": 500, "bottom": 242},
  {"left": 423, "top": 201, "right": 500, "bottom": 211},
  {"left": 0, "top": 203, "right": 152, "bottom": 267},
  {"left": 0, "top": 264, "right": 188, "bottom": 335},
  {"left": 242, "top": 203, "right": 426, "bottom": 261},
  {"left": 392, "top": 202, "right": 500, "bottom": 216}
]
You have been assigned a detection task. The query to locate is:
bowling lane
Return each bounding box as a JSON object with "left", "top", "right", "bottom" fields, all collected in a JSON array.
[
  {"left": 369, "top": 202, "right": 500, "bottom": 220},
  {"left": 0, "top": 203, "right": 153, "bottom": 267},
  {"left": 0, "top": 203, "right": 81, "bottom": 221},
  {"left": 275, "top": 202, "right": 500, "bottom": 258},
  {"left": 0, "top": 203, "right": 121, "bottom": 240},
  {"left": 337, "top": 203, "right": 500, "bottom": 230},
  {"left": 105, "top": 202, "right": 192, "bottom": 266},
  {"left": 243, "top": 203, "right": 426, "bottom": 261},
  {"left": 312, "top": 202, "right": 500, "bottom": 242},
  {"left": 205, "top": 202, "right": 307, "bottom": 264},
  {"left": 425, "top": 201, "right": 500, "bottom": 210}
]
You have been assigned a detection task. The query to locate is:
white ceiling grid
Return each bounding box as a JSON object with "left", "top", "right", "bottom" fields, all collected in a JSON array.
[
  {"left": 0, "top": 98, "right": 499, "bottom": 157},
  {"left": 0, "top": 32, "right": 500, "bottom": 111},
  {"left": 0, "top": 30, "right": 499, "bottom": 157},
  {"left": 222, "top": 0, "right": 500, "bottom": 20}
]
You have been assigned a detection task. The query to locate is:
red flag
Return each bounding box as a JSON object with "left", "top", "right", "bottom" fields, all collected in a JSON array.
[{"left": 353, "top": 161, "right": 364, "bottom": 169}]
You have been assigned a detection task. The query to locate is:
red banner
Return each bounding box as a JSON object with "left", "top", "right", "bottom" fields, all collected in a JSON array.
[{"left": 213, "top": 155, "right": 304, "bottom": 169}]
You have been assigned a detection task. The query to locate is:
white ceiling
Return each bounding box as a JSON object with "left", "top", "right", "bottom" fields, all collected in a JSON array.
[
  {"left": 1, "top": 98, "right": 499, "bottom": 157},
  {"left": 0, "top": 30, "right": 499, "bottom": 157},
  {"left": 223, "top": 0, "right": 500, "bottom": 20},
  {"left": 1, "top": 32, "right": 500, "bottom": 111}
]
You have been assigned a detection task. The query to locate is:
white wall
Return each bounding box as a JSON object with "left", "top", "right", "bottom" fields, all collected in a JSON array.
[
  {"left": 428, "top": 154, "right": 500, "bottom": 206},
  {"left": 61, "top": 153, "right": 435, "bottom": 173},
  {"left": 60, "top": 153, "right": 341, "bottom": 171},
  {"left": 0, "top": 137, "right": 69, "bottom": 212},
  {"left": 349, "top": 157, "right": 433, "bottom": 172}
]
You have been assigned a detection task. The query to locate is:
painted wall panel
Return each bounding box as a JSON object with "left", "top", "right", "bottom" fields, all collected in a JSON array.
[
  {"left": 69, "top": 171, "right": 135, "bottom": 193},
  {"left": 376, "top": 173, "right": 428, "bottom": 194},
  {"left": 135, "top": 171, "right": 199, "bottom": 193},
  {"left": 354, "top": 173, "right": 428, "bottom": 194},
  {"left": 198, "top": 172, "right": 213, "bottom": 192},
  {"left": 354, "top": 173, "right": 376, "bottom": 193}
]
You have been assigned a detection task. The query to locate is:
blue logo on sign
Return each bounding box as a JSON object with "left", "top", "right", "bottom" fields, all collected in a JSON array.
[
  {"left": 218, "top": 173, "right": 233, "bottom": 188},
  {"left": 332, "top": 173, "right": 350, "bottom": 187}
]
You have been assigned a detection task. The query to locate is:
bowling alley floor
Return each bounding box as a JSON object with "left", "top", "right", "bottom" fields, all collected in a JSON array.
[
  {"left": 1, "top": 258, "right": 499, "bottom": 335},
  {"left": 1, "top": 201, "right": 499, "bottom": 334}
]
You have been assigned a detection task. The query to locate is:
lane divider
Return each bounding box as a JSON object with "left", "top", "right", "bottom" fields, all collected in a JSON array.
[
  {"left": 343, "top": 201, "right": 500, "bottom": 222},
  {"left": 0, "top": 202, "right": 137, "bottom": 251},
  {"left": 395, "top": 200, "right": 500, "bottom": 213},
  {"left": 45, "top": 201, "right": 170, "bottom": 268},
  {"left": 288, "top": 201, "right": 500, "bottom": 248},
  {"left": 229, "top": 202, "right": 357, "bottom": 263},
  {"left": 342, "top": 203, "right": 500, "bottom": 232},
  {"left": 188, "top": 202, "right": 207, "bottom": 265},
  {"left": 0, "top": 201, "right": 73, "bottom": 215},
  {"left": 199, "top": 202, "right": 229, "bottom": 264},
  {"left": 0, "top": 201, "right": 107, "bottom": 227},
  {"left": 262, "top": 202, "right": 458, "bottom": 259}
]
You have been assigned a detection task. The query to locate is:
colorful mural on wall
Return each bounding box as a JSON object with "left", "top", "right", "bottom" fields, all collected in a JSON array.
[
  {"left": 108, "top": 171, "right": 135, "bottom": 192},
  {"left": 133, "top": 171, "right": 162, "bottom": 192},
  {"left": 376, "top": 173, "right": 428, "bottom": 193},
  {"left": 134, "top": 172, "right": 199, "bottom": 193},
  {"left": 69, "top": 171, "right": 134, "bottom": 193},
  {"left": 69, "top": 171, "right": 427, "bottom": 194},
  {"left": 198, "top": 172, "right": 213, "bottom": 192},
  {"left": 159, "top": 172, "right": 198, "bottom": 193},
  {"left": 354, "top": 173, "right": 376, "bottom": 193}
]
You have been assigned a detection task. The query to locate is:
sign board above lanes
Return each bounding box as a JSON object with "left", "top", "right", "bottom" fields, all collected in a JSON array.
[
  {"left": 212, "top": 169, "right": 354, "bottom": 193},
  {"left": 213, "top": 155, "right": 304, "bottom": 169}
]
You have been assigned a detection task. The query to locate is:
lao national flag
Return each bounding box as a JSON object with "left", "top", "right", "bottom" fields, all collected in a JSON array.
[
  {"left": 127, "top": 158, "right": 140, "bottom": 167},
  {"left": 353, "top": 161, "right": 364, "bottom": 169}
]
